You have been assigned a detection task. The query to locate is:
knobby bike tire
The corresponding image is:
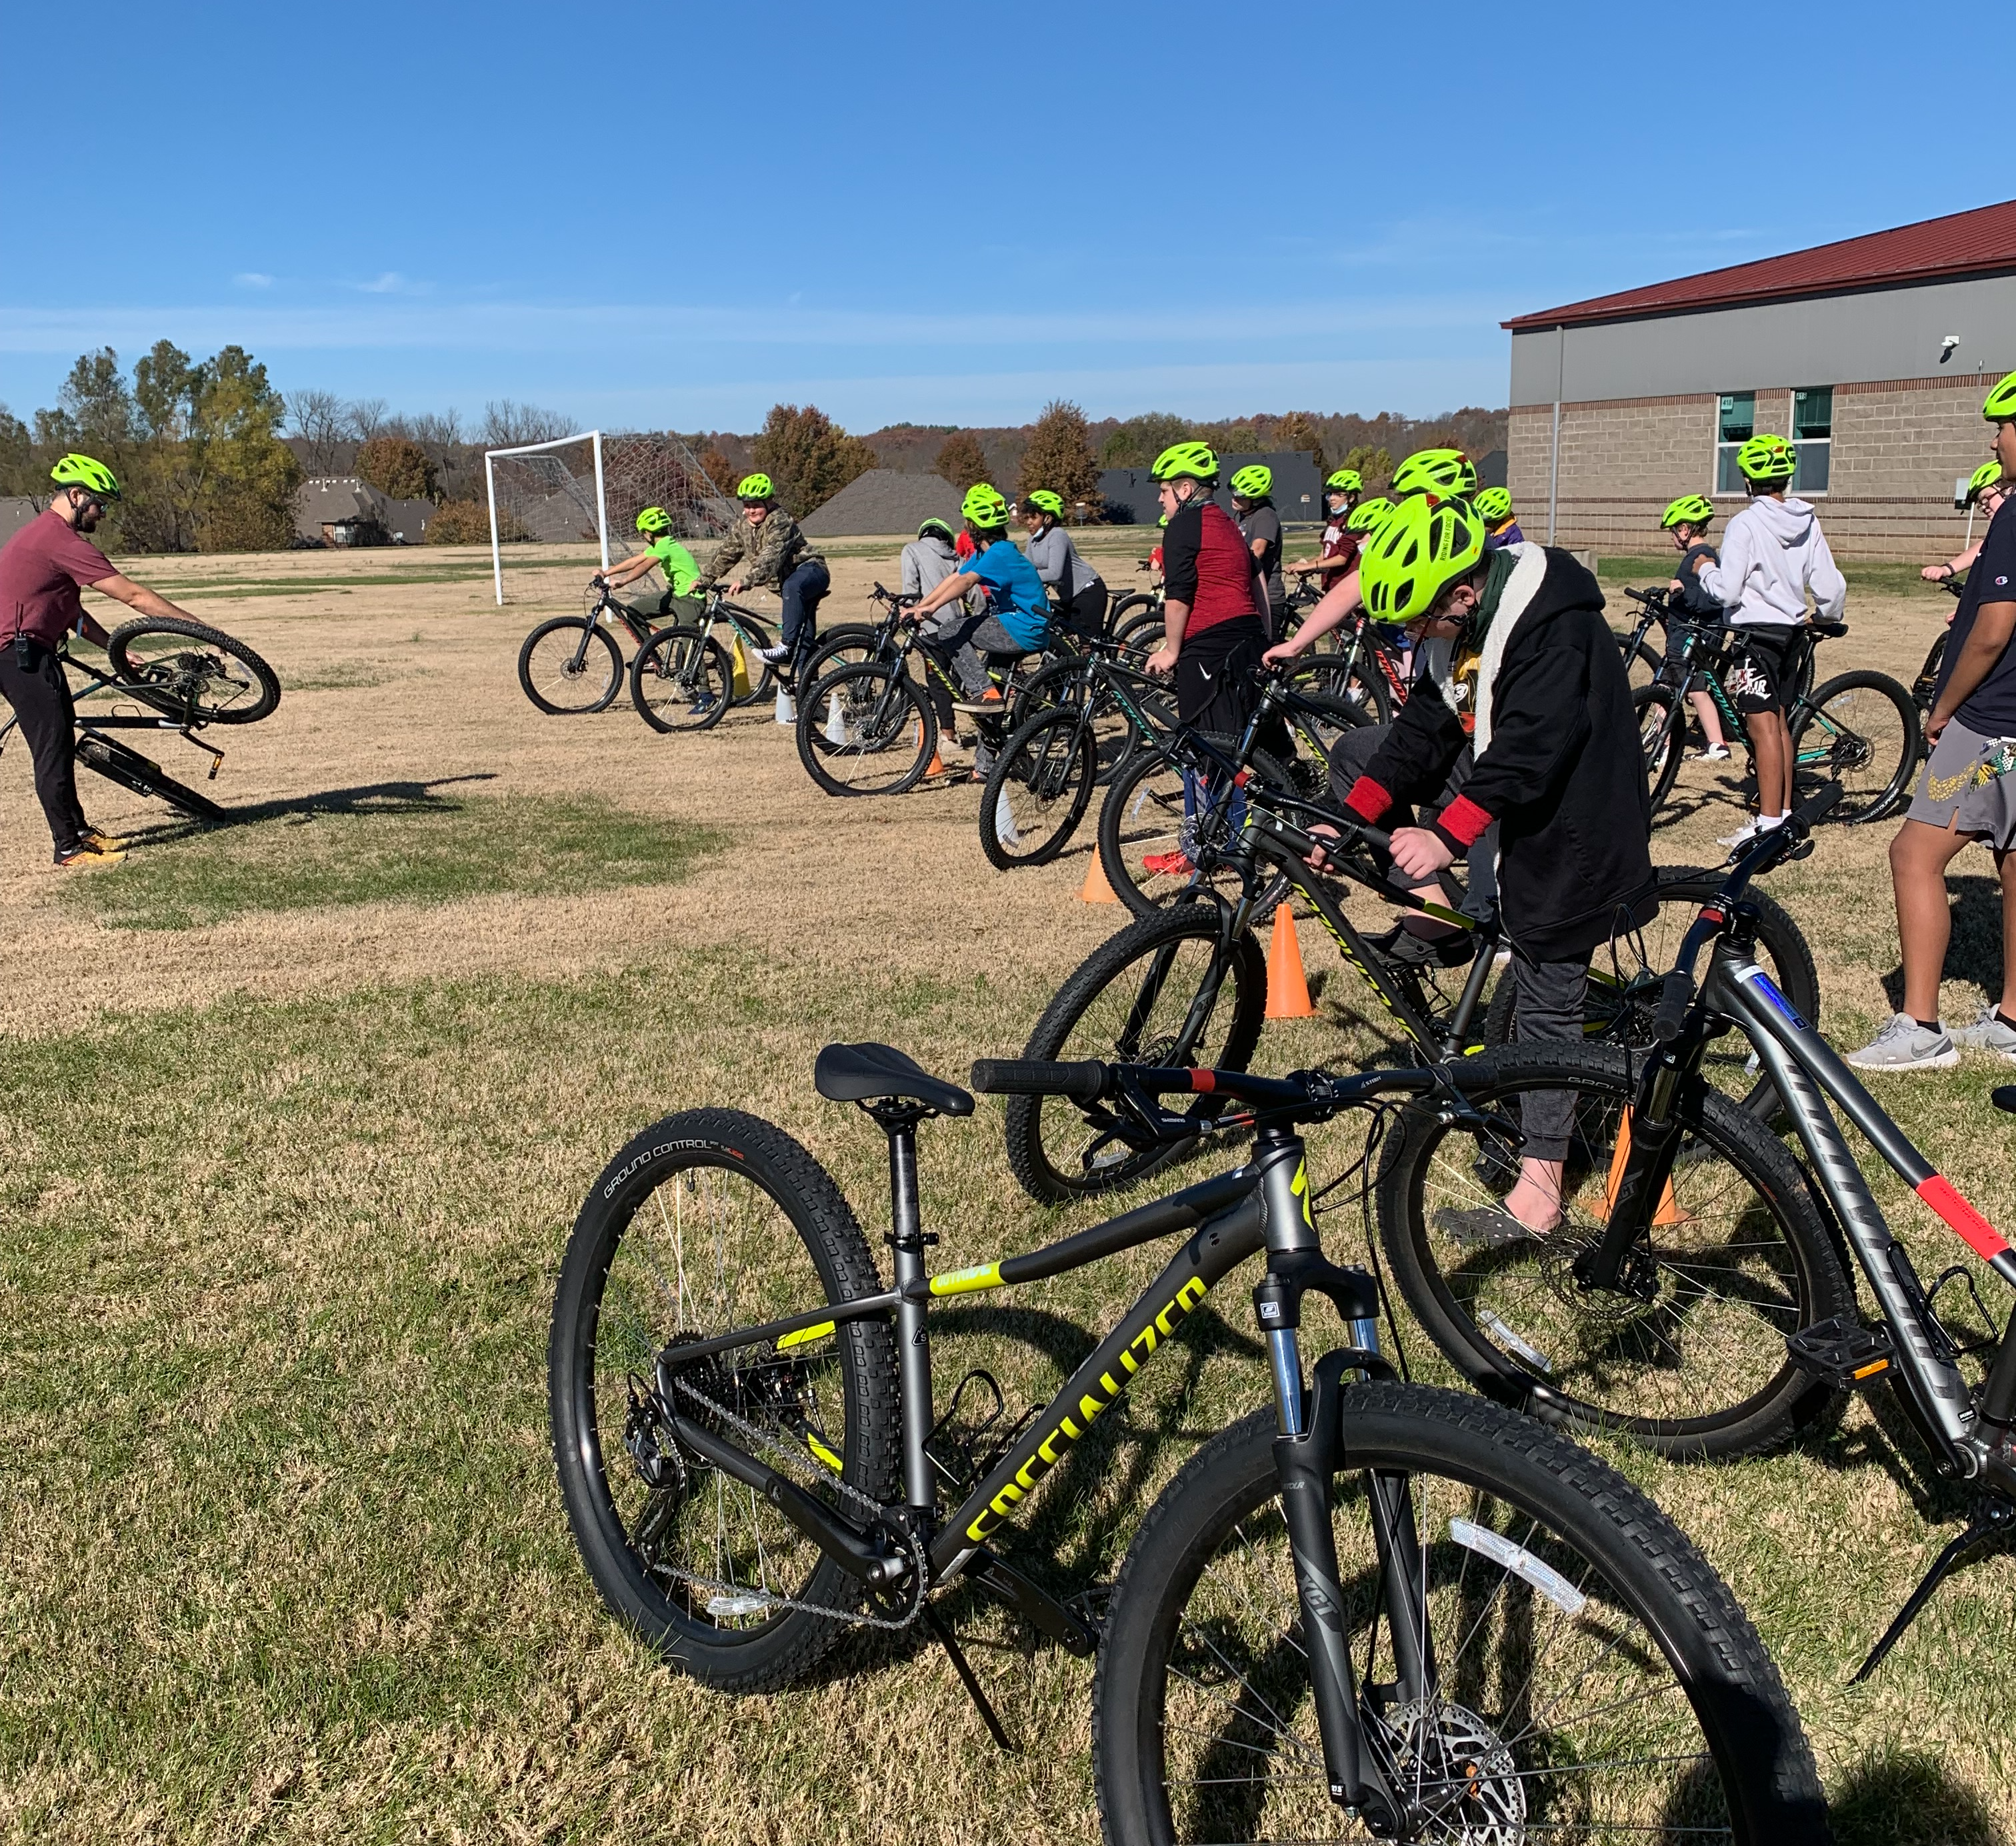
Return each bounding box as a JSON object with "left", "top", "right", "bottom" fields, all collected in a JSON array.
[
  {"left": 793, "top": 623, "right": 883, "bottom": 704},
  {"left": 978, "top": 707, "right": 1099, "bottom": 870},
  {"left": 1094, "top": 1391, "right": 1828, "bottom": 1846},
  {"left": 519, "top": 617, "right": 624, "bottom": 715},
  {"left": 629, "top": 626, "right": 736, "bottom": 734},
  {"left": 795, "top": 661, "right": 935, "bottom": 797},
  {"left": 1097, "top": 734, "right": 1293, "bottom": 921},
  {"left": 1292, "top": 650, "right": 1391, "bottom": 725},
  {"left": 1482, "top": 867, "right": 1819, "bottom": 1122},
  {"left": 73, "top": 731, "right": 229, "bottom": 822},
  {"left": 1634, "top": 683, "right": 1685, "bottom": 811},
  {"left": 1004, "top": 903, "right": 1267, "bottom": 1203},
  {"left": 1376, "top": 1042, "right": 1852, "bottom": 1459},
  {"left": 548, "top": 1107, "right": 900, "bottom": 1694},
  {"left": 1790, "top": 669, "right": 1921, "bottom": 825},
  {"left": 107, "top": 615, "right": 282, "bottom": 725}
]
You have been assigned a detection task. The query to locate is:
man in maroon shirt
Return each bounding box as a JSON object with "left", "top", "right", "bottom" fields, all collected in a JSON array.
[{"left": 0, "top": 454, "right": 207, "bottom": 866}]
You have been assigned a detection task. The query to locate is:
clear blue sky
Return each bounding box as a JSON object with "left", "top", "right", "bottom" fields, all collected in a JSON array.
[{"left": 1, "top": 0, "right": 1997, "bottom": 436}]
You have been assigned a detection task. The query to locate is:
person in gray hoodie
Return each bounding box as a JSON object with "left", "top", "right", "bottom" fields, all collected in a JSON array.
[
  {"left": 1698, "top": 432, "right": 1846, "bottom": 847},
  {"left": 1019, "top": 491, "right": 1107, "bottom": 634}
]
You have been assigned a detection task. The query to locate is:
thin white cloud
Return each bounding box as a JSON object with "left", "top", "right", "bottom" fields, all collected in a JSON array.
[
  {"left": 233, "top": 272, "right": 274, "bottom": 289},
  {"left": 354, "top": 272, "right": 425, "bottom": 295}
]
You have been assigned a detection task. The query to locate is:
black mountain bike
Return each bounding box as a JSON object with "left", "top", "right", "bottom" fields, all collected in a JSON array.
[
  {"left": 1635, "top": 616, "right": 1919, "bottom": 823},
  {"left": 627, "top": 588, "right": 786, "bottom": 734},
  {"left": 549, "top": 1043, "right": 1825, "bottom": 1843},
  {"left": 3, "top": 617, "right": 282, "bottom": 823}
]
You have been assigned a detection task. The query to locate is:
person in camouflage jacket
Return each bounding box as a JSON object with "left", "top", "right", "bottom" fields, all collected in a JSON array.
[{"left": 692, "top": 473, "right": 831, "bottom": 689}]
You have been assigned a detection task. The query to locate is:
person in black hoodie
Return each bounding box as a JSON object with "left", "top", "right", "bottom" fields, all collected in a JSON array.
[{"left": 1337, "top": 495, "right": 1657, "bottom": 1244}]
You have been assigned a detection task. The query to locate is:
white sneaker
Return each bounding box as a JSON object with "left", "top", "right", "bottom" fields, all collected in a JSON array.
[
  {"left": 1951, "top": 1005, "right": 2016, "bottom": 1063},
  {"left": 1715, "top": 818, "right": 1759, "bottom": 849},
  {"left": 751, "top": 641, "right": 789, "bottom": 665},
  {"left": 1845, "top": 1013, "right": 1959, "bottom": 1071},
  {"left": 1690, "top": 744, "right": 1732, "bottom": 762}
]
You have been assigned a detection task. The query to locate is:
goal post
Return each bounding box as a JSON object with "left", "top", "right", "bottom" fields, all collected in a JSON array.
[{"left": 484, "top": 429, "right": 735, "bottom": 604}]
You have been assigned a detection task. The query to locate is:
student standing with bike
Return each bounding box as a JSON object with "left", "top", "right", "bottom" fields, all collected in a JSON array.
[
  {"left": 1285, "top": 467, "right": 1362, "bottom": 589},
  {"left": 1229, "top": 464, "right": 1286, "bottom": 639},
  {"left": 1019, "top": 491, "right": 1107, "bottom": 635},
  {"left": 1337, "top": 495, "right": 1657, "bottom": 1243},
  {"left": 1924, "top": 460, "right": 2009, "bottom": 585},
  {"left": 1698, "top": 433, "right": 1846, "bottom": 847},
  {"left": 1659, "top": 493, "right": 1733, "bottom": 761},
  {"left": 1850, "top": 371, "right": 2016, "bottom": 1069},
  {"left": 690, "top": 473, "right": 829, "bottom": 718},
  {"left": 0, "top": 454, "right": 206, "bottom": 867}
]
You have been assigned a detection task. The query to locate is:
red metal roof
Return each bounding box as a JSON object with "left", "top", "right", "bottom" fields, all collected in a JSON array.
[{"left": 1503, "top": 197, "right": 2016, "bottom": 331}]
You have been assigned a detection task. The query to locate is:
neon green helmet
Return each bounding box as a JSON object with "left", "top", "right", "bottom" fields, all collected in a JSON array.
[
  {"left": 1984, "top": 370, "right": 2016, "bottom": 422},
  {"left": 1967, "top": 460, "right": 2007, "bottom": 505},
  {"left": 49, "top": 453, "right": 120, "bottom": 500},
  {"left": 1735, "top": 434, "right": 1797, "bottom": 483},
  {"left": 1025, "top": 489, "right": 1064, "bottom": 517},
  {"left": 1390, "top": 448, "right": 1477, "bottom": 499},
  {"left": 1325, "top": 469, "right": 1363, "bottom": 495},
  {"left": 1473, "top": 487, "right": 1513, "bottom": 524},
  {"left": 1343, "top": 497, "right": 1395, "bottom": 537},
  {"left": 917, "top": 517, "right": 955, "bottom": 543},
  {"left": 1661, "top": 494, "right": 1715, "bottom": 530},
  {"left": 1150, "top": 441, "right": 1219, "bottom": 484},
  {"left": 1229, "top": 464, "right": 1272, "bottom": 500},
  {"left": 735, "top": 473, "right": 773, "bottom": 502},
  {"left": 1361, "top": 495, "right": 1487, "bottom": 626},
  {"left": 961, "top": 482, "right": 1010, "bottom": 529},
  {"left": 635, "top": 505, "right": 671, "bottom": 535}
]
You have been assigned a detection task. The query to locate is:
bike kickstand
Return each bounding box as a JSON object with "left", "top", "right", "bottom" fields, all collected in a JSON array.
[
  {"left": 1853, "top": 1499, "right": 2015, "bottom": 1683},
  {"left": 923, "top": 1606, "right": 1015, "bottom": 1753}
]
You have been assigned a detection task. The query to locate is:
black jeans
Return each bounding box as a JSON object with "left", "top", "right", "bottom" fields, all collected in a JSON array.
[
  {"left": 1505, "top": 956, "right": 1589, "bottom": 1162},
  {"left": 0, "top": 638, "right": 87, "bottom": 854}
]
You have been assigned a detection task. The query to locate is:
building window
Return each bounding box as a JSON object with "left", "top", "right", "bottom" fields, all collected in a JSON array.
[
  {"left": 1790, "top": 387, "right": 1831, "bottom": 495},
  {"left": 1714, "top": 392, "right": 1755, "bottom": 493}
]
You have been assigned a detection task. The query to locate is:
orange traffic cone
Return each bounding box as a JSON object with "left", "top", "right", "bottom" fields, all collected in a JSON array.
[
  {"left": 1602, "top": 1109, "right": 1684, "bottom": 1225},
  {"left": 1079, "top": 852, "right": 1119, "bottom": 903},
  {"left": 1264, "top": 905, "right": 1314, "bottom": 1019}
]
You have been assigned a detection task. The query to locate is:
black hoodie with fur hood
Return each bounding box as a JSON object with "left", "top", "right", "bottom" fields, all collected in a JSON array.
[{"left": 1339, "top": 543, "right": 1657, "bottom": 962}]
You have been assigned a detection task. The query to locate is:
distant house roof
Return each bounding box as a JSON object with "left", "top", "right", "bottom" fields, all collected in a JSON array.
[
  {"left": 294, "top": 477, "right": 436, "bottom": 543},
  {"left": 1503, "top": 197, "right": 2016, "bottom": 331},
  {"left": 800, "top": 469, "right": 963, "bottom": 537}
]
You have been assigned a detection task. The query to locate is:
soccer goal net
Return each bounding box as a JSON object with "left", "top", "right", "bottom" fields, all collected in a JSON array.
[{"left": 484, "top": 430, "right": 735, "bottom": 603}]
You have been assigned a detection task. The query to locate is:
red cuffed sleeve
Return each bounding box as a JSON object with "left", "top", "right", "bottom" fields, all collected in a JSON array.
[
  {"left": 1343, "top": 776, "right": 1392, "bottom": 823},
  {"left": 1430, "top": 792, "right": 1494, "bottom": 850}
]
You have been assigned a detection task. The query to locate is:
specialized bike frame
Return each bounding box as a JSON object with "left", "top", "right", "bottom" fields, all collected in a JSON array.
[{"left": 645, "top": 1053, "right": 1453, "bottom": 1819}]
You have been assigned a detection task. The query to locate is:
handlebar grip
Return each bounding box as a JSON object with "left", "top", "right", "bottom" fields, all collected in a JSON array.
[
  {"left": 1788, "top": 781, "right": 1845, "bottom": 833},
  {"left": 1651, "top": 971, "right": 1695, "bottom": 1045},
  {"left": 969, "top": 1058, "right": 1107, "bottom": 1101}
]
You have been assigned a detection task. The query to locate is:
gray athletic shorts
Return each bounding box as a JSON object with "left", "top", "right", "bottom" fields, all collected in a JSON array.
[{"left": 1905, "top": 716, "right": 2016, "bottom": 848}]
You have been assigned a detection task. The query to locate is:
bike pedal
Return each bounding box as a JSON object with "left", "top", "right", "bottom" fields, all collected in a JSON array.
[{"left": 1785, "top": 1315, "right": 1893, "bottom": 1388}]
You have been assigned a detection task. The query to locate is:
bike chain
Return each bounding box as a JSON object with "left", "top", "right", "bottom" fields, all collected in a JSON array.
[{"left": 657, "top": 1371, "right": 930, "bottom": 1633}]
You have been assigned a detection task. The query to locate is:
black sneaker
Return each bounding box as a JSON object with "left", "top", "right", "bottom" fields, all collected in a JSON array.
[{"left": 1370, "top": 921, "right": 1475, "bottom": 971}]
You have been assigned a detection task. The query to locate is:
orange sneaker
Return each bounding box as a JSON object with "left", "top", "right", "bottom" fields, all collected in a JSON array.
[{"left": 1140, "top": 850, "right": 1196, "bottom": 878}]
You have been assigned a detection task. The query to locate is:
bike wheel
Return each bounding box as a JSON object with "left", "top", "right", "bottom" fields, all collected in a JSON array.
[
  {"left": 1005, "top": 903, "right": 1267, "bottom": 1203},
  {"left": 1616, "top": 630, "right": 1664, "bottom": 695},
  {"left": 1790, "top": 669, "right": 1921, "bottom": 823},
  {"left": 519, "top": 617, "right": 624, "bottom": 715},
  {"left": 630, "top": 626, "right": 735, "bottom": 733},
  {"left": 73, "top": 731, "right": 229, "bottom": 822},
  {"left": 1483, "top": 867, "right": 1819, "bottom": 1121},
  {"left": 1098, "top": 735, "right": 1287, "bottom": 921},
  {"left": 1377, "top": 1043, "right": 1852, "bottom": 1459},
  {"left": 108, "top": 616, "right": 281, "bottom": 725},
  {"left": 795, "top": 661, "right": 935, "bottom": 797},
  {"left": 1009, "top": 659, "right": 1144, "bottom": 784},
  {"left": 1634, "top": 683, "right": 1685, "bottom": 811},
  {"left": 793, "top": 624, "right": 879, "bottom": 701},
  {"left": 721, "top": 617, "right": 779, "bottom": 707},
  {"left": 1095, "top": 1388, "right": 1827, "bottom": 1845},
  {"left": 548, "top": 1108, "right": 900, "bottom": 1693},
  {"left": 1117, "top": 605, "right": 1168, "bottom": 654},
  {"left": 1290, "top": 652, "right": 1389, "bottom": 725},
  {"left": 979, "top": 708, "right": 1098, "bottom": 869}
]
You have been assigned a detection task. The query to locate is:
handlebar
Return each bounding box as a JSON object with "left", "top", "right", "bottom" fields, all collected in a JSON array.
[{"left": 1651, "top": 971, "right": 1695, "bottom": 1045}]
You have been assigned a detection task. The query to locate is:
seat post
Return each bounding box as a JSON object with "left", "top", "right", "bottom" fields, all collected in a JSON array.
[{"left": 877, "top": 1107, "right": 938, "bottom": 1515}]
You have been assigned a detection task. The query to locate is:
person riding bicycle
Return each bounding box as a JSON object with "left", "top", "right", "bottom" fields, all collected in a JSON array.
[
  {"left": 1287, "top": 469, "right": 1365, "bottom": 589},
  {"left": 1697, "top": 433, "right": 1846, "bottom": 849},
  {"left": 901, "top": 484, "right": 1053, "bottom": 772},
  {"left": 0, "top": 455, "right": 210, "bottom": 868},
  {"left": 1261, "top": 497, "right": 1395, "bottom": 668},
  {"left": 1475, "top": 487, "right": 1524, "bottom": 547},
  {"left": 1923, "top": 460, "right": 2009, "bottom": 586},
  {"left": 1333, "top": 495, "right": 1657, "bottom": 1243},
  {"left": 689, "top": 473, "right": 830, "bottom": 702},
  {"left": 1658, "top": 493, "right": 1733, "bottom": 762},
  {"left": 1229, "top": 465, "right": 1287, "bottom": 639},
  {"left": 1020, "top": 490, "right": 1108, "bottom": 635},
  {"left": 1849, "top": 371, "right": 2016, "bottom": 1071},
  {"left": 595, "top": 507, "right": 700, "bottom": 623}
]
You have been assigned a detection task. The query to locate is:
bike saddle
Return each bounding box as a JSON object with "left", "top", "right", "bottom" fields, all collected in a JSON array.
[
  {"left": 814, "top": 1042, "right": 975, "bottom": 1117},
  {"left": 1809, "top": 617, "right": 1849, "bottom": 637}
]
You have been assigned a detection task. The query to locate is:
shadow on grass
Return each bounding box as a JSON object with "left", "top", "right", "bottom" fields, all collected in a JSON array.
[
  {"left": 118, "top": 773, "right": 500, "bottom": 846},
  {"left": 1829, "top": 1742, "right": 2002, "bottom": 1846},
  {"left": 1879, "top": 872, "right": 2007, "bottom": 1013}
]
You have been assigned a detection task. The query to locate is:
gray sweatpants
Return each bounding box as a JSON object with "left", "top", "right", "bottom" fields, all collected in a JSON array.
[{"left": 1505, "top": 956, "right": 1589, "bottom": 1162}]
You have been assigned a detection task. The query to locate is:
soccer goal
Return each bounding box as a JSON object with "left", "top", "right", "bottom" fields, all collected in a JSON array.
[{"left": 484, "top": 430, "right": 736, "bottom": 603}]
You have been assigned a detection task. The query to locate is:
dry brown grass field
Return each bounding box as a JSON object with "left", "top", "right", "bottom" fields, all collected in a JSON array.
[{"left": 1, "top": 529, "right": 2011, "bottom": 1842}]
